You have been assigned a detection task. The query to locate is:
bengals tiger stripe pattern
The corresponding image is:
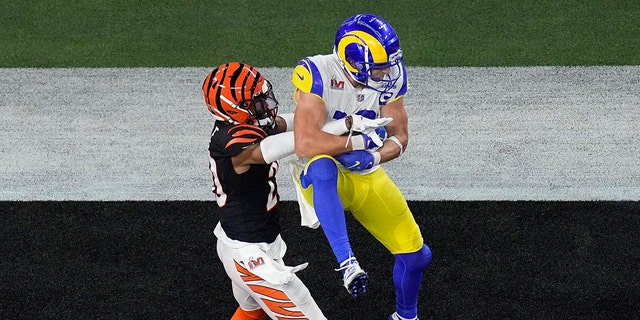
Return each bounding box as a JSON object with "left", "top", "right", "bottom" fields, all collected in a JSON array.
[
  {"left": 225, "top": 124, "right": 268, "bottom": 149},
  {"left": 202, "top": 62, "right": 265, "bottom": 124},
  {"left": 234, "top": 261, "right": 311, "bottom": 320}
]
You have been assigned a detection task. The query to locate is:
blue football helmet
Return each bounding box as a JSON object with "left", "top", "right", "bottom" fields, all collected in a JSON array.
[{"left": 333, "top": 14, "right": 404, "bottom": 93}]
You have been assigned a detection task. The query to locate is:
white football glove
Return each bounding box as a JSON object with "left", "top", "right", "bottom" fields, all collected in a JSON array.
[
  {"left": 350, "top": 126, "right": 388, "bottom": 150},
  {"left": 350, "top": 115, "right": 393, "bottom": 132},
  {"left": 322, "top": 115, "right": 393, "bottom": 135}
]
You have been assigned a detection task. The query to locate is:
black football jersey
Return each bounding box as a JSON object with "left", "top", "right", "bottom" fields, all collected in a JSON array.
[{"left": 208, "top": 121, "right": 280, "bottom": 243}]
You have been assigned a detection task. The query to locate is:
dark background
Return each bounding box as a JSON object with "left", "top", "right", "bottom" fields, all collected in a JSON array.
[{"left": 2, "top": 201, "right": 639, "bottom": 319}]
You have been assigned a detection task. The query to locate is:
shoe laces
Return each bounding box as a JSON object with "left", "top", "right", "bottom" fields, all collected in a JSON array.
[{"left": 335, "top": 257, "right": 359, "bottom": 273}]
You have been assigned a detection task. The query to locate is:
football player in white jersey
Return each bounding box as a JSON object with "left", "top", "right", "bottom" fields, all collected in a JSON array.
[{"left": 290, "top": 14, "right": 433, "bottom": 320}]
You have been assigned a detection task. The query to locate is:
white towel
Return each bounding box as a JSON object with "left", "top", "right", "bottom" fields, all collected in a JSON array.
[{"left": 288, "top": 159, "right": 320, "bottom": 229}]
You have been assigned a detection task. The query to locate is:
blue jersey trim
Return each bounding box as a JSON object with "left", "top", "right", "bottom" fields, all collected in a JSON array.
[{"left": 300, "top": 58, "right": 324, "bottom": 97}]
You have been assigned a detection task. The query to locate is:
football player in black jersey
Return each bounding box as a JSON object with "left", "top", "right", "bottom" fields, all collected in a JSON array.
[{"left": 204, "top": 62, "right": 327, "bottom": 320}]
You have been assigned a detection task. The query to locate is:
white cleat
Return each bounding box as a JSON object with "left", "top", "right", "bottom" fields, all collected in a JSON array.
[
  {"left": 388, "top": 312, "right": 419, "bottom": 320},
  {"left": 335, "top": 257, "right": 368, "bottom": 297}
]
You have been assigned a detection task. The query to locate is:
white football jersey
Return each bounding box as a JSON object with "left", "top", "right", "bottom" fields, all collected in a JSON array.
[
  {"left": 291, "top": 53, "right": 407, "bottom": 174},
  {"left": 292, "top": 53, "right": 407, "bottom": 123}
]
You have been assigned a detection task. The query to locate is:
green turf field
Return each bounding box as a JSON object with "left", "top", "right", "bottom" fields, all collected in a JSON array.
[{"left": 2, "top": 0, "right": 639, "bottom": 67}]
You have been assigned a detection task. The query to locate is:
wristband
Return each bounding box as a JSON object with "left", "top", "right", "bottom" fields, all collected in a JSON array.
[
  {"left": 372, "top": 151, "right": 381, "bottom": 167},
  {"left": 350, "top": 135, "right": 365, "bottom": 150},
  {"left": 387, "top": 135, "right": 404, "bottom": 156}
]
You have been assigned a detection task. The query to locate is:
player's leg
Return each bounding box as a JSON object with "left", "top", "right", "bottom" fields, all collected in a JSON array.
[
  {"left": 232, "top": 255, "right": 327, "bottom": 319},
  {"left": 217, "top": 241, "right": 265, "bottom": 319},
  {"left": 390, "top": 244, "right": 432, "bottom": 320},
  {"left": 272, "top": 271, "right": 327, "bottom": 320},
  {"left": 348, "top": 168, "right": 431, "bottom": 319},
  {"left": 219, "top": 240, "right": 327, "bottom": 319},
  {"left": 231, "top": 305, "right": 266, "bottom": 320},
  {"left": 300, "top": 155, "right": 367, "bottom": 297},
  {"left": 300, "top": 156, "right": 352, "bottom": 262}
]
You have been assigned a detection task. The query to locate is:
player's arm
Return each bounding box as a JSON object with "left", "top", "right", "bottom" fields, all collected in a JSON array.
[
  {"left": 232, "top": 107, "right": 376, "bottom": 173},
  {"left": 231, "top": 144, "right": 267, "bottom": 174},
  {"left": 334, "top": 98, "right": 405, "bottom": 171},
  {"left": 378, "top": 96, "right": 408, "bottom": 163},
  {"left": 293, "top": 90, "right": 359, "bottom": 158},
  {"left": 232, "top": 131, "right": 295, "bottom": 174},
  {"left": 228, "top": 111, "right": 296, "bottom": 174},
  {"left": 275, "top": 113, "right": 294, "bottom": 132}
]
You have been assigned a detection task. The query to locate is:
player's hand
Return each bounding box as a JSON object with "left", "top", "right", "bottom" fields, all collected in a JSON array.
[
  {"left": 352, "top": 126, "right": 387, "bottom": 150},
  {"left": 349, "top": 115, "right": 393, "bottom": 132},
  {"left": 361, "top": 126, "right": 388, "bottom": 149},
  {"left": 335, "top": 150, "right": 380, "bottom": 171}
]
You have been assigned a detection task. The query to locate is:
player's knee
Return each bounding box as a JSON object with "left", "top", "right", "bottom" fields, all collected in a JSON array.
[
  {"left": 419, "top": 243, "right": 432, "bottom": 269},
  {"left": 231, "top": 307, "right": 266, "bottom": 320},
  {"left": 398, "top": 244, "right": 432, "bottom": 271},
  {"left": 305, "top": 157, "right": 338, "bottom": 184}
]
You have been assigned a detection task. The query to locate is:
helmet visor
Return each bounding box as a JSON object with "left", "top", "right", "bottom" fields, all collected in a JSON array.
[{"left": 247, "top": 81, "right": 278, "bottom": 127}]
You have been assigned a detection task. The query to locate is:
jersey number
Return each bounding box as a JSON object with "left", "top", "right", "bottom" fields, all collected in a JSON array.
[
  {"left": 266, "top": 162, "right": 278, "bottom": 211},
  {"left": 208, "top": 157, "right": 279, "bottom": 212},
  {"left": 209, "top": 156, "right": 227, "bottom": 207}
]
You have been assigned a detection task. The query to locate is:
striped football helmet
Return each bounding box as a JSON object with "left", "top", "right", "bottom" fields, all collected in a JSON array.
[
  {"left": 333, "top": 14, "right": 404, "bottom": 93},
  {"left": 202, "top": 62, "right": 278, "bottom": 128}
]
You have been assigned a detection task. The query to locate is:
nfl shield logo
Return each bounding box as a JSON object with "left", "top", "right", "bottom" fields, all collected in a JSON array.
[{"left": 357, "top": 94, "right": 364, "bottom": 102}]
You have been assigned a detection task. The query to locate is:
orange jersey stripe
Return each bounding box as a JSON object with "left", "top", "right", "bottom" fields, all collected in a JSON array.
[
  {"left": 230, "top": 125, "right": 268, "bottom": 137},
  {"left": 226, "top": 137, "right": 260, "bottom": 148},
  {"left": 225, "top": 125, "right": 268, "bottom": 148}
]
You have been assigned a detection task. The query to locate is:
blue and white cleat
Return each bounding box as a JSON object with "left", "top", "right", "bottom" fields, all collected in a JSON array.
[
  {"left": 336, "top": 256, "right": 368, "bottom": 297},
  {"left": 388, "top": 312, "right": 419, "bottom": 320}
]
